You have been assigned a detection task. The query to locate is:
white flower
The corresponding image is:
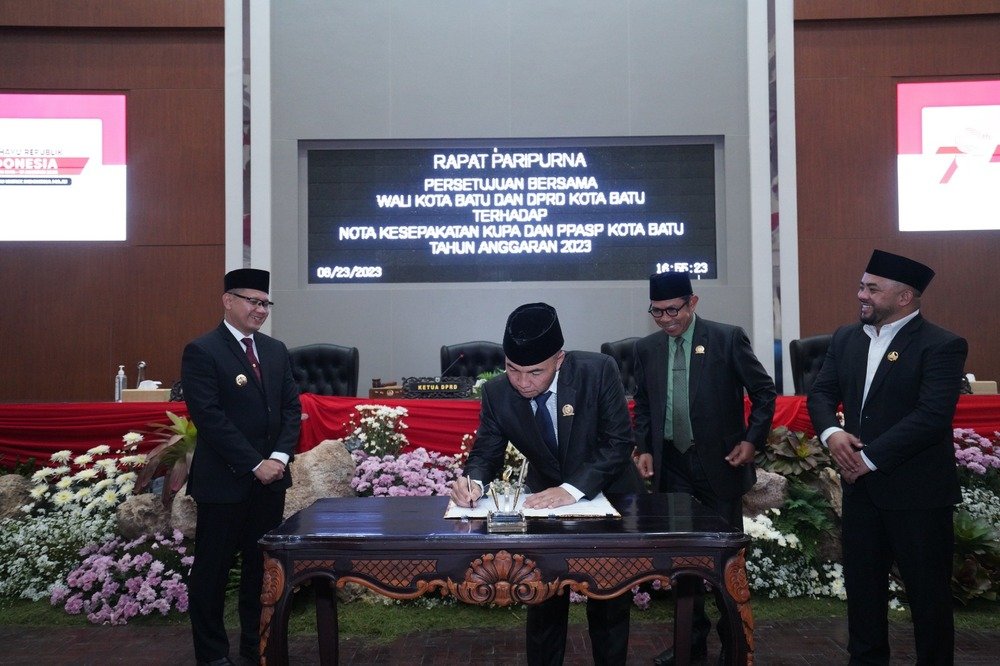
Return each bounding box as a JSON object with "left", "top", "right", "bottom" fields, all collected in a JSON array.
[
  {"left": 30, "top": 468, "right": 55, "bottom": 483},
  {"left": 29, "top": 485, "right": 48, "bottom": 499},
  {"left": 115, "top": 472, "right": 137, "bottom": 485},
  {"left": 50, "top": 450, "right": 72, "bottom": 463},
  {"left": 52, "top": 490, "right": 75, "bottom": 506},
  {"left": 73, "top": 469, "right": 99, "bottom": 482},
  {"left": 73, "top": 454, "right": 93, "bottom": 466},
  {"left": 122, "top": 432, "right": 144, "bottom": 445},
  {"left": 118, "top": 454, "right": 146, "bottom": 467},
  {"left": 55, "top": 477, "right": 73, "bottom": 490},
  {"left": 86, "top": 444, "right": 111, "bottom": 455}
]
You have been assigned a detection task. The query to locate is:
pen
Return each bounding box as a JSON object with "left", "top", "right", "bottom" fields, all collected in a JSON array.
[
  {"left": 512, "top": 458, "right": 528, "bottom": 509},
  {"left": 466, "top": 475, "right": 475, "bottom": 509}
]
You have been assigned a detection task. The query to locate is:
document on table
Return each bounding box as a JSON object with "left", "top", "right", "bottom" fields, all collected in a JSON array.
[{"left": 444, "top": 492, "right": 620, "bottom": 519}]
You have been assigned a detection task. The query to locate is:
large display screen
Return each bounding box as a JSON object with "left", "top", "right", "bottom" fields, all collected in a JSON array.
[
  {"left": 307, "top": 138, "right": 719, "bottom": 283},
  {"left": 897, "top": 80, "right": 1000, "bottom": 232},
  {"left": 0, "top": 93, "right": 127, "bottom": 241}
]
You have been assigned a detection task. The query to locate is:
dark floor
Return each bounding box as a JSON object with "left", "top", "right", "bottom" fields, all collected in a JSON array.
[{"left": 2, "top": 619, "right": 999, "bottom": 665}]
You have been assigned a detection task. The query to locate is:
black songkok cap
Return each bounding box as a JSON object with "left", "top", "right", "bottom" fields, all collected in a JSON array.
[
  {"left": 649, "top": 272, "right": 693, "bottom": 301},
  {"left": 224, "top": 268, "right": 270, "bottom": 294},
  {"left": 865, "top": 249, "right": 935, "bottom": 292},
  {"left": 502, "top": 303, "right": 564, "bottom": 366}
]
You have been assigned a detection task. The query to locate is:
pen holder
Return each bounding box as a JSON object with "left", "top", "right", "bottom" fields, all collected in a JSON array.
[{"left": 487, "top": 480, "right": 526, "bottom": 533}]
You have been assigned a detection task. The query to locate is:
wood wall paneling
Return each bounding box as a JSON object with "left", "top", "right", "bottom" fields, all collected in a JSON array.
[
  {"left": 795, "top": 0, "right": 1000, "bottom": 22},
  {"left": 129, "top": 88, "right": 225, "bottom": 247},
  {"left": 0, "top": 22, "right": 224, "bottom": 402},
  {"left": 795, "top": 8, "right": 1000, "bottom": 384},
  {"left": 0, "top": 29, "right": 222, "bottom": 90},
  {"left": 0, "top": 1, "right": 223, "bottom": 29}
]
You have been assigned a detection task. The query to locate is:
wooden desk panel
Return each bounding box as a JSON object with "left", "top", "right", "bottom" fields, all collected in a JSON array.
[{"left": 259, "top": 493, "right": 753, "bottom": 665}]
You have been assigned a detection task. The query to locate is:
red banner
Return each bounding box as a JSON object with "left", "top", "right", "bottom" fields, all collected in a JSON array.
[{"left": 2, "top": 394, "right": 999, "bottom": 467}]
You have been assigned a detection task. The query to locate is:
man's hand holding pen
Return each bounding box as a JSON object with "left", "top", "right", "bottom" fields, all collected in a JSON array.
[{"left": 450, "top": 474, "right": 483, "bottom": 508}]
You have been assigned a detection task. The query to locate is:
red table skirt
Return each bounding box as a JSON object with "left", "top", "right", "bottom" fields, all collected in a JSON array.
[{"left": 2, "top": 394, "right": 999, "bottom": 466}]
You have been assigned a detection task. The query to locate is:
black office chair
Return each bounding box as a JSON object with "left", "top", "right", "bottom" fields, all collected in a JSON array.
[
  {"left": 600, "top": 337, "right": 642, "bottom": 396},
  {"left": 440, "top": 341, "right": 505, "bottom": 378},
  {"left": 788, "top": 334, "right": 832, "bottom": 395},
  {"left": 288, "top": 343, "right": 360, "bottom": 397}
]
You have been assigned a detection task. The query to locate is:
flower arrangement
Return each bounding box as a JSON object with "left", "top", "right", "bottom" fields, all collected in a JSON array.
[
  {"left": 743, "top": 510, "right": 847, "bottom": 600},
  {"left": 50, "top": 529, "right": 192, "bottom": 625},
  {"left": 28, "top": 437, "right": 145, "bottom": 514},
  {"left": 351, "top": 447, "right": 462, "bottom": 497},
  {"left": 343, "top": 404, "right": 409, "bottom": 457},
  {"left": 0, "top": 435, "right": 145, "bottom": 601},
  {"left": 0, "top": 503, "right": 115, "bottom": 601},
  {"left": 953, "top": 428, "right": 1000, "bottom": 492},
  {"left": 951, "top": 482, "right": 1000, "bottom": 604},
  {"left": 749, "top": 427, "right": 1000, "bottom": 606}
]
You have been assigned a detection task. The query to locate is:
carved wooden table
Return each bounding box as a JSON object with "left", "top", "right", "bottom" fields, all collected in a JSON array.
[{"left": 258, "top": 493, "right": 753, "bottom": 665}]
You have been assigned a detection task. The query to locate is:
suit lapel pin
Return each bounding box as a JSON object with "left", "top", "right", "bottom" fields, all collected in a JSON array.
[
  {"left": 694, "top": 345, "right": 706, "bottom": 354},
  {"left": 236, "top": 374, "right": 248, "bottom": 386},
  {"left": 561, "top": 404, "right": 574, "bottom": 417},
  {"left": 887, "top": 351, "right": 899, "bottom": 362}
]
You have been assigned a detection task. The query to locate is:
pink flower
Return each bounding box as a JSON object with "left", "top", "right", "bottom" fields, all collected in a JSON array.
[
  {"left": 632, "top": 589, "right": 651, "bottom": 610},
  {"left": 53, "top": 531, "right": 191, "bottom": 625},
  {"left": 64, "top": 594, "right": 84, "bottom": 614},
  {"left": 50, "top": 585, "right": 68, "bottom": 604}
]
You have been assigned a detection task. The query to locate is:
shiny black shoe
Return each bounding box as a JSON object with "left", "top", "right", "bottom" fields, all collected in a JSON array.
[
  {"left": 652, "top": 642, "right": 708, "bottom": 666},
  {"left": 196, "top": 658, "right": 236, "bottom": 666}
]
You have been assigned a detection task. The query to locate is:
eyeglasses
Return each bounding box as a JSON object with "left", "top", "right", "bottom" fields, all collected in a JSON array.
[
  {"left": 648, "top": 300, "right": 690, "bottom": 318},
  {"left": 227, "top": 292, "right": 274, "bottom": 310}
]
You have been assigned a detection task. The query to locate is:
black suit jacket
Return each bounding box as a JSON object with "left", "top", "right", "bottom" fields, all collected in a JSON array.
[
  {"left": 182, "top": 322, "right": 301, "bottom": 504},
  {"left": 632, "top": 317, "right": 776, "bottom": 499},
  {"left": 464, "top": 351, "right": 642, "bottom": 498},
  {"left": 807, "top": 314, "right": 967, "bottom": 509}
]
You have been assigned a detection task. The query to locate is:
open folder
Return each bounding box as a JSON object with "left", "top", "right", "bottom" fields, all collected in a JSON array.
[{"left": 444, "top": 492, "right": 620, "bottom": 519}]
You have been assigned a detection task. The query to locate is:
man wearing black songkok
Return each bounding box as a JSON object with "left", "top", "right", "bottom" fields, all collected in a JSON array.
[
  {"left": 451, "top": 302, "right": 642, "bottom": 665},
  {"left": 632, "top": 272, "right": 776, "bottom": 665},
  {"left": 808, "top": 249, "right": 967, "bottom": 664},
  {"left": 183, "top": 268, "right": 300, "bottom": 666}
]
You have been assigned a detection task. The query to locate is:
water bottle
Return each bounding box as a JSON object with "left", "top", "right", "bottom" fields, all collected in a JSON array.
[{"left": 115, "top": 365, "right": 127, "bottom": 402}]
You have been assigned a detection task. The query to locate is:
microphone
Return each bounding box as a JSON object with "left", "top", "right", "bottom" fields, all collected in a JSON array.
[{"left": 440, "top": 352, "right": 465, "bottom": 378}]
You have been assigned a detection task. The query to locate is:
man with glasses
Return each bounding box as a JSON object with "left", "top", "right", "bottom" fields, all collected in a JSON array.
[
  {"left": 182, "top": 268, "right": 301, "bottom": 666},
  {"left": 632, "top": 272, "right": 775, "bottom": 665}
]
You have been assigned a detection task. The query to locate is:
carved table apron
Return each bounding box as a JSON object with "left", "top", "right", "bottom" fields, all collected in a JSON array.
[{"left": 258, "top": 493, "right": 753, "bottom": 665}]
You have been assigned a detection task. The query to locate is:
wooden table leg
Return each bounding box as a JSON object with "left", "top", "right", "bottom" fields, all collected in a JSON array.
[
  {"left": 261, "top": 554, "right": 290, "bottom": 666},
  {"left": 315, "top": 577, "right": 339, "bottom": 665},
  {"left": 721, "top": 548, "right": 754, "bottom": 665},
  {"left": 672, "top": 575, "right": 698, "bottom": 664}
]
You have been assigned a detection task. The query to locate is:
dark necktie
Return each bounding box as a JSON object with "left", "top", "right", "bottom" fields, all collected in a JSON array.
[
  {"left": 533, "top": 391, "right": 558, "bottom": 455},
  {"left": 672, "top": 338, "right": 692, "bottom": 453},
  {"left": 242, "top": 337, "right": 262, "bottom": 382}
]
